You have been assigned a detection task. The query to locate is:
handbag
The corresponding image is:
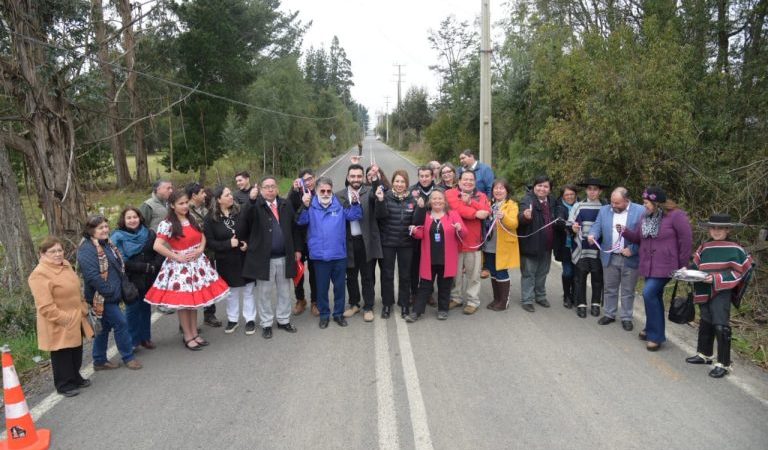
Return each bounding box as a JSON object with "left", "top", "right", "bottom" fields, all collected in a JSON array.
[
  {"left": 87, "top": 305, "right": 103, "bottom": 335},
  {"left": 121, "top": 273, "right": 140, "bottom": 304},
  {"left": 668, "top": 280, "right": 695, "bottom": 324}
]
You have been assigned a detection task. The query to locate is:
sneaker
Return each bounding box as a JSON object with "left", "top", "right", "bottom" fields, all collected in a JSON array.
[
  {"left": 343, "top": 305, "right": 360, "bottom": 318},
  {"left": 463, "top": 305, "right": 478, "bottom": 315},
  {"left": 93, "top": 361, "right": 120, "bottom": 371},
  {"left": 405, "top": 313, "right": 420, "bottom": 323},
  {"left": 437, "top": 311, "right": 448, "bottom": 320},
  {"left": 244, "top": 321, "right": 257, "bottom": 335},
  {"left": 521, "top": 303, "right": 535, "bottom": 313},
  {"left": 204, "top": 314, "right": 222, "bottom": 327},
  {"left": 448, "top": 300, "right": 463, "bottom": 310},
  {"left": 224, "top": 321, "right": 239, "bottom": 334},
  {"left": 125, "top": 360, "right": 143, "bottom": 370},
  {"left": 363, "top": 310, "right": 374, "bottom": 322}
]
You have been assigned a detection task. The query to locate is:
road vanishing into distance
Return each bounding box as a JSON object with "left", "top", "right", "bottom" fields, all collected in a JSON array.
[{"left": 17, "top": 138, "right": 768, "bottom": 449}]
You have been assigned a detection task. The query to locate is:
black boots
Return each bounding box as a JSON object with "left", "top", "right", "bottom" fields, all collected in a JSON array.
[
  {"left": 686, "top": 320, "right": 715, "bottom": 364},
  {"left": 709, "top": 325, "right": 732, "bottom": 378},
  {"left": 689, "top": 321, "right": 731, "bottom": 377},
  {"left": 562, "top": 276, "right": 574, "bottom": 309}
]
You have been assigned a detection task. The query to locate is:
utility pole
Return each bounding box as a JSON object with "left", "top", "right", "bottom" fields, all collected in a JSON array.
[
  {"left": 384, "top": 96, "right": 390, "bottom": 143},
  {"left": 479, "top": 0, "right": 492, "bottom": 166},
  {"left": 393, "top": 64, "right": 405, "bottom": 108}
]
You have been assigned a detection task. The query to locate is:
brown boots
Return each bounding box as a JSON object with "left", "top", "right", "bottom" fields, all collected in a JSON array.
[{"left": 487, "top": 279, "right": 510, "bottom": 311}]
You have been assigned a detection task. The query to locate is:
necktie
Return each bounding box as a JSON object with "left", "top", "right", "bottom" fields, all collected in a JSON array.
[{"left": 270, "top": 202, "right": 279, "bottom": 222}]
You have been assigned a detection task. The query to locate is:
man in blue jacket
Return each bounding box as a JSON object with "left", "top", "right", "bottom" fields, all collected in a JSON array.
[
  {"left": 458, "top": 149, "right": 494, "bottom": 198},
  {"left": 588, "top": 187, "right": 644, "bottom": 331},
  {"left": 297, "top": 176, "right": 363, "bottom": 328}
]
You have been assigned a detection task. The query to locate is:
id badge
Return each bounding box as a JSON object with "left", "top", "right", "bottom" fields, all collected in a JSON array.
[{"left": 434, "top": 233, "right": 442, "bottom": 242}]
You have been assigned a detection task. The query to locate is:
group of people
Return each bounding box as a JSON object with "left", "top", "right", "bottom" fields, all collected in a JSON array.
[{"left": 28, "top": 149, "right": 754, "bottom": 398}]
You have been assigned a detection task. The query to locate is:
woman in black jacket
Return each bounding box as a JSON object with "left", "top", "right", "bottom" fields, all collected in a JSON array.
[
  {"left": 111, "top": 207, "right": 164, "bottom": 350},
  {"left": 204, "top": 186, "right": 255, "bottom": 334},
  {"left": 375, "top": 170, "right": 419, "bottom": 319},
  {"left": 552, "top": 185, "right": 578, "bottom": 308}
]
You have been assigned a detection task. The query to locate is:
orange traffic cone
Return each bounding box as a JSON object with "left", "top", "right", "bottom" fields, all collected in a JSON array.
[{"left": 0, "top": 346, "right": 50, "bottom": 450}]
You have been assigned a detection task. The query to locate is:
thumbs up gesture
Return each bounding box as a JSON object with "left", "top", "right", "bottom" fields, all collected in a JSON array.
[{"left": 523, "top": 204, "right": 533, "bottom": 221}]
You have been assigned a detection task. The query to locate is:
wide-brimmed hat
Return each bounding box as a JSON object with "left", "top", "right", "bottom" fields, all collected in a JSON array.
[
  {"left": 642, "top": 186, "right": 666, "bottom": 203},
  {"left": 577, "top": 177, "right": 609, "bottom": 189},
  {"left": 698, "top": 213, "right": 745, "bottom": 229}
]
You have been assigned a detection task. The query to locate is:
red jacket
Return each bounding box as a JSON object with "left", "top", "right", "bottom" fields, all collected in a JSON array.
[
  {"left": 445, "top": 189, "right": 491, "bottom": 252},
  {"left": 412, "top": 210, "right": 466, "bottom": 280}
]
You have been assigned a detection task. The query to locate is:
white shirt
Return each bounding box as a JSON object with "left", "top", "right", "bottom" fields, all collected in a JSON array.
[
  {"left": 348, "top": 187, "right": 362, "bottom": 236},
  {"left": 612, "top": 209, "right": 629, "bottom": 252}
]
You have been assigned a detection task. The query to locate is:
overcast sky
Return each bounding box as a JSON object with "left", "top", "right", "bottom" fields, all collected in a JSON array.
[{"left": 278, "top": 0, "right": 508, "bottom": 125}]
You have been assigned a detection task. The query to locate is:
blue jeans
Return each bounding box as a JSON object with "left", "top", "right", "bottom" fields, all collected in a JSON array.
[
  {"left": 313, "top": 258, "right": 347, "bottom": 319},
  {"left": 483, "top": 252, "right": 509, "bottom": 281},
  {"left": 93, "top": 302, "right": 135, "bottom": 364},
  {"left": 642, "top": 277, "right": 670, "bottom": 344},
  {"left": 125, "top": 299, "right": 152, "bottom": 346}
]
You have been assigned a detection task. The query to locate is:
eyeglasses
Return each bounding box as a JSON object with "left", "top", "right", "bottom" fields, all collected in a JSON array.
[{"left": 318, "top": 189, "right": 333, "bottom": 194}]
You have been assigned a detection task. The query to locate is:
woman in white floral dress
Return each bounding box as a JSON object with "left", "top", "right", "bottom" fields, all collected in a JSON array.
[{"left": 145, "top": 190, "right": 229, "bottom": 350}]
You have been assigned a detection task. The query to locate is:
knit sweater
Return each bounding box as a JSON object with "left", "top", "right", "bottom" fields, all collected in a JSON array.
[{"left": 690, "top": 240, "right": 753, "bottom": 304}]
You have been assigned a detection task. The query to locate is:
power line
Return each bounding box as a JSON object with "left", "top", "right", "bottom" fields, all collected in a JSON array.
[{"left": 6, "top": 29, "right": 342, "bottom": 122}]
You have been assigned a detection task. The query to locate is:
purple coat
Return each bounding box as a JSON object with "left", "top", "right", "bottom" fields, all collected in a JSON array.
[{"left": 623, "top": 208, "right": 692, "bottom": 278}]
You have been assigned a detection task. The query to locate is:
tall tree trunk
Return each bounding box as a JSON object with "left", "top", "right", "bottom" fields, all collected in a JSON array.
[
  {"left": 92, "top": 0, "right": 132, "bottom": 187},
  {"left": 716, "top": 0, "right": 730, "bottom": 74},
  {"left": 0, "top": 144, "right": 36, "bottom": 290},
  {"left": 0, "top": 0, "right": 88, "bottom": 247},
  {"left": 117, "top": 0, "right": 149, "bottom": 186}
]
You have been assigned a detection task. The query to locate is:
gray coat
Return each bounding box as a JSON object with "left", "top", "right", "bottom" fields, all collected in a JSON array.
[{"left": 139, "top": 194, "right": 168, "bottom": 231}]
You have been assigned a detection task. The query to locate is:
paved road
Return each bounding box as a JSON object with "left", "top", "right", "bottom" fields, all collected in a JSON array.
[{"left": 18, "top": 138, "right": 768, "bottom": 449}]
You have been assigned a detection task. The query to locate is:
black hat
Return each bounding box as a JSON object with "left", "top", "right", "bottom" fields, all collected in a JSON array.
[
  {"left": 577, "top": 177, "right": 609, "bottom": 189},
  {"left": 698, "top": 213, "right": 745, "bottom": 229},
  {"left": 642, "top": 186, "right": 666, "bottom": 203}
]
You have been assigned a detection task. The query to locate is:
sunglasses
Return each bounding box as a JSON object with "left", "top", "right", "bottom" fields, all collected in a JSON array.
[{"left": 318, "top": 189, "right": 333, "bottom": 194}]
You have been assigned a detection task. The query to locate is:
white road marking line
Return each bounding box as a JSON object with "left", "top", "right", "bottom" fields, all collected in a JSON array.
[
  {"left": 21, "top": 311, "right": 164, "bottom": 424},
  {"left": 320, "top": 148, "right": 355, "bottom": 177},
  {"left": 394, "top": 316, "right": 434, "bottom": 450},
  {"left": 375, "top": 315, "right": 399, "bottom": 450}
]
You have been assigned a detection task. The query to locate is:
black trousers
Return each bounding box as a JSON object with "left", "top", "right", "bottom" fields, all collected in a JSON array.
[
  {"left": 50, "top": 345, "right": 85, "bottom": 393},
  {"left": 410, "top": 246, "right": 421, "bottom": 296},
  {"left": 574, "top": 257, "right": 603, "bottom": 306},
  {"left": 294, "top": 248, "right": 317, "bottom": 303},
  {"left": 347, "top": 237, "right": 376, "bottom": 310},
  {"left": 381, "top": 246, "right": 413, "bottom": 307},
  {"left": 414, "top": 265, "right": 453, "bottom": 314}
]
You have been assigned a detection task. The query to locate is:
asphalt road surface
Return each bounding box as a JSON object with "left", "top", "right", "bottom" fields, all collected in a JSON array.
[{"left": 15, "top": 138, "right": 768, "bottom": 449}]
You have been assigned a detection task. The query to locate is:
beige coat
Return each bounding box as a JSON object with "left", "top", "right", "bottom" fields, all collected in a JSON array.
[{"left": 28, "top": 259, "right": 94, "bottom": 351}]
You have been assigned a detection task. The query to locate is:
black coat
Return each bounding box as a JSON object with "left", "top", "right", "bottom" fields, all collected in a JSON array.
[
  {"left": 238, "top": 196, "right": 301, "bottom": 281},
  {"left": 517, "top": 192, "right": 556, "bottom": 257},
  {"left": 123, "top": 229, "right": 164, "bottom": 294},
  {"left": 552, "top": 197, "right": 575, "bottom": 263},
  {"left": 204, "top": 211, "right": 248, "bottom": 287},
  {"left": 375, "top": 191, "right": 417, "bottom": 248},
  {"left": 335, "top": 185, "right": 383, "bottom": 266}
]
